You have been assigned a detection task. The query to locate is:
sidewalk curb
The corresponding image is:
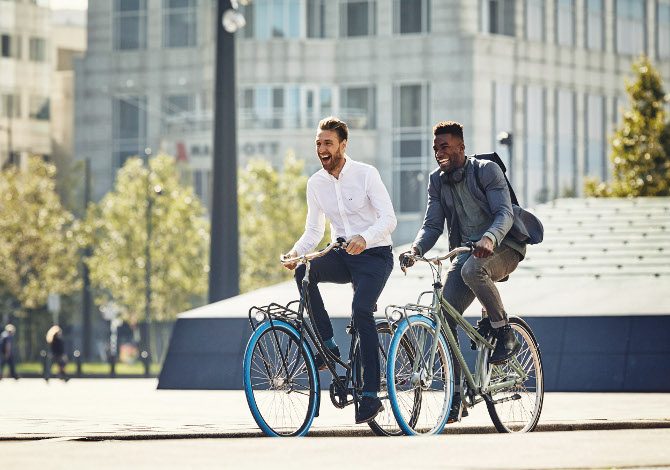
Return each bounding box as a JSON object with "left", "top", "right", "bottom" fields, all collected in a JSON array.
[{"left": 2, "top": 420, "right": 669, "bottom": 442}]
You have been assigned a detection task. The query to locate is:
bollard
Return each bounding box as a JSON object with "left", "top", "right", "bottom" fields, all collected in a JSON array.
[
  {"left": 40, "top": 350, "right": 48, "bottom": 379},
  {"left": 73, "top": 350, "right": 82, "bottom": 377},
  {"left": 140, "top": 350, "right": 150, "bottom": 377},
  {"left": 109, "top": 354, "right": 116, "bottom": 378}
]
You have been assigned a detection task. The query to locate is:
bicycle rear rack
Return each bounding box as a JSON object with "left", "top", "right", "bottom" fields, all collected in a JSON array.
[{"left": 248, "top": 301, "right": 301, "bottom": 331}]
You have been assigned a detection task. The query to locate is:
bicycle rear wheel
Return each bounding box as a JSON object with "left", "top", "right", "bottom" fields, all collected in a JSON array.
[
  {"left": 367, "top": 321, "right": 403, "bottom": 436},
  {"left": 243, "top": 321, "right": 319, "bottom": 437},
  {"left": 387, "top": 315, "right": 454, "bottom": 435},
  {"left": 486, "top": 316, "right": 544, "bottom": 433}
]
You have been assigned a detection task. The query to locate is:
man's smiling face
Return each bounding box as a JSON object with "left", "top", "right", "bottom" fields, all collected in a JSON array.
[{"left": 315, "top": 129, "right": 347, "bottom": 174}]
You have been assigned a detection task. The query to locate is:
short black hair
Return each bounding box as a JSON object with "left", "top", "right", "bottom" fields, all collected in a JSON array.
[
  {"left": 318, "top": 116, "right": 349, "bottom": 142},
  {"left": 433, "top": 121, "right": 464, "bottom": 141}
]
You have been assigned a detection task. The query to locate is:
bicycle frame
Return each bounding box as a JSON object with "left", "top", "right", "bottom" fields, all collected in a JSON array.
[{"left": 387, "top": 249, "right": 529, "bottom": 407}]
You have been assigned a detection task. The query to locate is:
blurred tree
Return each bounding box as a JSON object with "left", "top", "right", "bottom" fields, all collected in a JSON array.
[
  {"left": 0, "top": 157, "right": 81, "bottom": 310},
  {"left": 238, "top": 153, "right": 329, "bottom": 292},
  {"left": 84, "top": 155, "right": 209, "bottom": 327},
  {"left": 586, "top": 56, "right": 670, "bottom": 196}
]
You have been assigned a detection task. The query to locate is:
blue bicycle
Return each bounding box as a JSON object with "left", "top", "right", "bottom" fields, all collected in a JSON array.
[{"left": 242, "top": 239, "right": 402, "bottom": 437}]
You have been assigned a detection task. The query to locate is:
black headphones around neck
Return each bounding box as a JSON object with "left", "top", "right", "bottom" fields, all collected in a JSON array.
[{"left": 441, "top": 166, "right": 465, "bottom": 185}]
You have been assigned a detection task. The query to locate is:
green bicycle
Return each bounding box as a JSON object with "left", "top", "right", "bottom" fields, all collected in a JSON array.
[{"left": 385, "top": 245, "right": 544, "bottom": 435}]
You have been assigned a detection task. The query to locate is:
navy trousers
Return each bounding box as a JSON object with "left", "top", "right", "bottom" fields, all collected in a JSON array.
[{"left": 295, "top": 246, "right": 393, "bottom": 392}]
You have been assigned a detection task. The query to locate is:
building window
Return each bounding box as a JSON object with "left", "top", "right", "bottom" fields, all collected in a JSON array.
[
  {"left": 113, "top": 0, "right": 147, "bottom": 51},
  {"left": 29, "top": 96, "right": 49, "bottom": 120},
  {"left": 341, "top": 0, "right": 376, "bottom": 37},
  {"left": 556, "top": 0, "right": 574, "bottom": 46},
  {"left": 1, "top": 94, "right": 21, "bottom": 118},
  {"left": 525, "top": 86, "right": 546, "bottom": 205},
  {"left": 242, "top": 0, "right": 302, "bottom": 40},
  {"left": 481, "top": 0, "right": 515, "bottom": 36},
  {"left": 193, "top": 168, "right": 211, "bottom": 211},
  {"left": 112, "top": 95, "right": 147, "bottom": 169},
  {"left": 394, "top": 0, "right": 430, "bottom": 34},
  {"left": 163, "top": 94, "right": 196, "bottom": 118},
  {"left": 616, "top": 0, "right": 646, "bottom": 55},
  {"left": 340, "top": 86, "right": 375, "bottom": 129},
  {"left": 525, "top": 0, "right": 544, "bottom": 41},
  {"left": 306, "top": 0, "right": 326, "bottom": 38},
  {"left": 1, "top": 34, "right": 21, "bottom": 59},
  {"left": 29, "top": 37, "right": 46, "bottom": 61},
  {"left": 492, "top": 82, "right": 514, "bottom": 177},
  {"left": 163, "top": 0, "right": 197, "bottom": 48},
  {"left": 585, "top": 94, "right": 605, "bottom": 181},
  {"left": 393, "top": 83, "right": 430, "bottom": 214},
  {"left": 585, "top": 0, "right": 604, "bottom": 50},
  {"left": 556, "top": 89, "right": 576, "bottom": 198},
  {"left": 239, "top": 86, "right": 301, "bottom": 129},
  {"left": 658, "top": 1, "right": 670, "bottom": 59}
]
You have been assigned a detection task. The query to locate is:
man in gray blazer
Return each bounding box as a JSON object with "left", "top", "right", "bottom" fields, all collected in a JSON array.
[{"left": 400, "top": 121, "right": 543, "bottom": 419}]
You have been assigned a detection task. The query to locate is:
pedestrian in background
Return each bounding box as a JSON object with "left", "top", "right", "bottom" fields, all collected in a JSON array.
[
  {"left": 46, "top": 325, "right": 69, "bottom": 382},
  {"left": 0, "top": 324, "right": 19, "bottom": 380}
]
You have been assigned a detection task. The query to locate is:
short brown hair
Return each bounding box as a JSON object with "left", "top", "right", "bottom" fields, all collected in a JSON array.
[
  {"left": 318, "top": 116, "right": 349, "bottom": 142},
  {"left": 433, "top": 121, "right": 464, "bottom": 140}
]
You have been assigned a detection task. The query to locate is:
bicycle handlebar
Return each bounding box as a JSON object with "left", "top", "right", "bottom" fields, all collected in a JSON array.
[
  {"left": 280, "top": 238, "right": 348, "bottom": 265},
  {"left": 401, "top": 245, "right": 473, "bottom": 268}
]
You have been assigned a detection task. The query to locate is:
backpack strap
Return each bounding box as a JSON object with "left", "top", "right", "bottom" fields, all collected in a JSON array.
[{"left": 473, "top": 156, "right": 519, "bottom": 206}]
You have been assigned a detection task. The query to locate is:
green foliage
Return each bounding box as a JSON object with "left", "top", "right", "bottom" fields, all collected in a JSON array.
[
  {"left": 84, "top": 155, "right": 209, "bottom": 324},
  {"left": 238, "top": 153, "right": 328, "bottom": 292},
  {"left": 0, "top": 157, "right": 81, "bottom": 310},
  {"left": 587, "top": 56, "right": 670, "bottom": 197}
]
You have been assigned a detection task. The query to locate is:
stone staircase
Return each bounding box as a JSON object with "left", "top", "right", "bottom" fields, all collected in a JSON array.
[{"left": 520, "top": 197, "right": 670, "bottom": 279}]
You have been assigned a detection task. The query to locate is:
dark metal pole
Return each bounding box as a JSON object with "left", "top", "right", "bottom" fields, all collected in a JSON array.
[
  {"left": 82, "top": 158, "right": 92, "bottom": 359},
  {"left": 209, "top": 0, "right": 239, "bottom": 302},
  {"left": 145, "top": 159, "right": 153, "bottom": 360}
]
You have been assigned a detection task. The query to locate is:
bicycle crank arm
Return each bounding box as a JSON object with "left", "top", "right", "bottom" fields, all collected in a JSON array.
[{"left": 489, "top": 393, "right": 522, "bottom": 405}]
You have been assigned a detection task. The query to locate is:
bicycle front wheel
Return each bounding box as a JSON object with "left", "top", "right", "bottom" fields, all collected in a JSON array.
[
  {"left": 243, "top": 321, "right": 319, "bottom": 437},
  {"left": 367, "top": 321, "right": 403, "bottom": 436},
  {"left": 387, "top": 315, "right": 454, "bottom": 435},
  {"left": 486, "top": 316, "right": 544, "bottom": 433}
]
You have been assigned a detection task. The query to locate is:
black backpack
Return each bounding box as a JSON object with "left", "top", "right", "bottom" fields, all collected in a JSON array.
[{"left": 472, "top": 152, "right": 519, "bottom": 206}]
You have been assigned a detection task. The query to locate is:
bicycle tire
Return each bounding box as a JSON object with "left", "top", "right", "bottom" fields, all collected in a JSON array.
[
  {"left": 386, "top": 315, "right": 454, "bottom": 436},
  {"left": 367, "top": 321, "right": 404, "bottom": 436},
  {"left": 485, "top": 316, "right": 544, "bottom": 433},
  {"left": 243, "top": 320, "right": 319, "bottom": 437}
]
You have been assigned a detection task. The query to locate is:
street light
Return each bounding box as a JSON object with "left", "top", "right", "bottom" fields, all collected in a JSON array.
[
  {"left": 497, "top": 131, "right": 514, "bottom": 181},
  {"left": 143, "top": 147, "right": 162, "bottom": 362}
]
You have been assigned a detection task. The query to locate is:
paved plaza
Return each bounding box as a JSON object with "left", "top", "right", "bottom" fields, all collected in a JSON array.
[{"left": 0, "top": 379, "right": 669, "bottom": 468}]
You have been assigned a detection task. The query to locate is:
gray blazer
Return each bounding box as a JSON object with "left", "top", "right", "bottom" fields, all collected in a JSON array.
[{"left": 412, "top": 157, "right": 543, "bottom": 257}]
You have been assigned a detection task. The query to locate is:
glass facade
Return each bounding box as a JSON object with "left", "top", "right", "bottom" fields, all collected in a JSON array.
[
  {"left": 113, "top": 0, "right": 147, "bottom": 50},
  {"left": 481, "top": 0, "right": 515, "bottom": 36},
  {"left": 393, "top": 83, "right": 430, "bottom": 213},
  {"left": 340, "top": 86, "right": 376, "bottom": 129},
  {"left": 29, "top": 96, "right": 49, "bottom": 120},
  {"left": 525, "top": 85, "right": 546, "bottom": 204},
  {"left": 556, "top": 89, "right": 575, "bottom": 197},
  {"left": 658, "top": 1, "right": 670, "bottom": 59},
  {"left": 526, "top": 0, "right": 544, "bottom": 41},
  {"left": 616, "top": 0, "right": 646, "bottom": 55},
  {"left": 556, "top": 0, "right": 574, "bottom": 46},
  {"left": 29, "top": 37, "right": 46, "bottom": 61},
  {"left": 585, "top": 0, "right": 604, "bottom": 50},
  {"left": 394, "top": 0, "right": 430, "bottom": 34},
  {"left": 112, "top": 96, "right": 147, "bottom": 169},
  {"left": 585, "top": 94, "right": 606, "bottom": 180},
  {"left": 492, "top": 82, "right": 514, "bottom": 177},
  {"left": 341, "top": 0, "right": 376, "bottom": 37},
  {"left": 163, "top": 0, "right": 197, "bottom": 48}
]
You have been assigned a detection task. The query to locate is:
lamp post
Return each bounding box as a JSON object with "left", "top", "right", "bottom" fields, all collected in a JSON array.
[
  {"left": 497, "top": 131, "right": 514, "bottom": 182},
  {"left": 209, "top": 0, "right": 246, "bottom": 302},
  {"left": 143, "top": 147, "right": 162, "bottom": 361}
]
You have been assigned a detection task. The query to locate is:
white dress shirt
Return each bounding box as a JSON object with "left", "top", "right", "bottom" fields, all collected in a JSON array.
[{"left": 292, "top": 156, "right": 397, "bottom": 256}]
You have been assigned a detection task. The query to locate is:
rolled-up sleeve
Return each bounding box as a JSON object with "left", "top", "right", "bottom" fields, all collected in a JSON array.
[
  {"left": 292, "top": 180, "right": 326, "bottom": 256},
  {"left": 360, "top": 167, "right": 397, "bottom": 246}
]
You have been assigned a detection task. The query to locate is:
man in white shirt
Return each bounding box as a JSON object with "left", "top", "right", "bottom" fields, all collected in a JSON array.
[{"left": 283, "top": 117, "right": 397, "bottom": 424}]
